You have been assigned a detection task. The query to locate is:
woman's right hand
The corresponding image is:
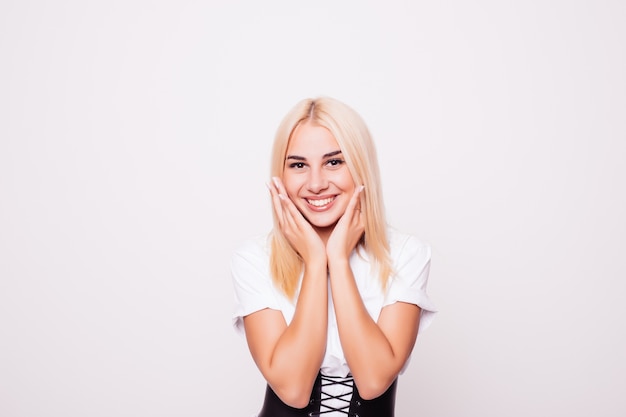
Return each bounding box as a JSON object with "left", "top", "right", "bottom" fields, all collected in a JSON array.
[
  {"left": 243, "top": 178, "right": 329, "bottom": 408},
  {"left": 268, "top": 177, "right": 326, "bottom": 265}
]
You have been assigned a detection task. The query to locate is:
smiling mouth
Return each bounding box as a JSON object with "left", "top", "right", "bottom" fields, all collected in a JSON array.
[{"left": 306, "top": 197, "right": 335, "bottom": 207}]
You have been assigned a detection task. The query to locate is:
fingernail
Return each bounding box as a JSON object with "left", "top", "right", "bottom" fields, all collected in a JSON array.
[
  {"left": 272, "top": 177, "right": 280, "bottom": 188},
  {"left": 358, "top": 185, "right": 365, "bottom": 193},
  {"left": 278, "top": 193, "right": 286, "bottom": 200},
  {"left": 265, "top": 181, "right": 271, "bottom": 190}
]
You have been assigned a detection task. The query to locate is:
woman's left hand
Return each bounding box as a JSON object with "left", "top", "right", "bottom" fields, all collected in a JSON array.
[{"left": 326, "top": 185, "right": 365, "bottom": 261}]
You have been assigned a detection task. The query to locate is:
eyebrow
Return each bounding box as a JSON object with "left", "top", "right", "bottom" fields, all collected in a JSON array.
[{"left": 285, "top": 150, "right": 343, "bottom": 161}]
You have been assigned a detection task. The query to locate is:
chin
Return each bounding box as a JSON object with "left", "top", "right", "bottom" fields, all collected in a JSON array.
[
  {"left": 311, "top": 222, "right": 337, "bottom": 230},
  {"left": 304, "top": 217, "right": 332, "bottom": 227},
  {"left": 302, "top": 213, "right": 337, "bottom": 228},
  {"left": 300, "top": 206, "right": 346, "bottom": 229}
]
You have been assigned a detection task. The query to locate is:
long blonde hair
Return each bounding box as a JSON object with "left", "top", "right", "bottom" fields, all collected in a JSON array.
[{"left": 269, "top": 97, "right": 392, "bottom": 299}]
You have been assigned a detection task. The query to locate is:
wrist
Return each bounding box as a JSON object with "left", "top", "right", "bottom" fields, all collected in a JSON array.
[
  {"left": 327, "top": 255, "right": 351, "bottom": 271},
  {"left": 300, "top": 243, "right": 327, "bottom": 263},
  {"left": 303, "top": 255, "right": 328, "bottom": 274}
]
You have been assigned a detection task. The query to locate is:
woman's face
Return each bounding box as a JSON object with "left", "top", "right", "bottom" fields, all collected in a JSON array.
[{"left": 283, "top": 122, "right": 356, "bottom": 233}]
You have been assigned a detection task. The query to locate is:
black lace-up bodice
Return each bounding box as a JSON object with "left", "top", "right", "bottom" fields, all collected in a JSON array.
[{"left": 257, "top": 372, "right": 397, "bottom": 417}]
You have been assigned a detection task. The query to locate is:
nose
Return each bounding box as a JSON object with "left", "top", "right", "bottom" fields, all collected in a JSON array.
[{"left": 306, "top": 167, "right": 328, "bottom": 194}]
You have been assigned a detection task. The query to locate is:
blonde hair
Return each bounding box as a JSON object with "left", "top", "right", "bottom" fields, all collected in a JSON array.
[{"left": 269, "top": 97, "right": 392, "bottom": 299}]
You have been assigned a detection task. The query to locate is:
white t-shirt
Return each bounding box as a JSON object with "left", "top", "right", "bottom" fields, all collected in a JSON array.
[{"left": 231, "top": 228, "right": 437, "bottom": 378}]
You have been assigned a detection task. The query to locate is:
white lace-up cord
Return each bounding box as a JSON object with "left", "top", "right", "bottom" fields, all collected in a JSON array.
[{"left": 310, "top": 374, "right": 354, "bottom": 416}]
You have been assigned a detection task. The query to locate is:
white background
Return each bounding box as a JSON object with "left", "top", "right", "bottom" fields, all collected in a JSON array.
[{"left": 1, "top": 1, "right": 625, "bottom": 416}]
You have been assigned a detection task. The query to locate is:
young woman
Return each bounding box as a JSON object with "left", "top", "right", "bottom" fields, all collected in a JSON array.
[{"left": 231, "top": 97, "right": 436, "bottom": 417}]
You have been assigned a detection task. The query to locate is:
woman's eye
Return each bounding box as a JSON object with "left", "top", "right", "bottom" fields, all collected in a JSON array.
[
  {"left": 289, "top": 162, "right": 306, "bottom": 169},
  {"left": 327, "top": 159, "right": 344, "bottom": 167}
]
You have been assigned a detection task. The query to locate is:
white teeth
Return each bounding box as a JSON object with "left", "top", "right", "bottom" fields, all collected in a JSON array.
[{"left": 307, "top": 197, "right": 334, "bottom": 207}]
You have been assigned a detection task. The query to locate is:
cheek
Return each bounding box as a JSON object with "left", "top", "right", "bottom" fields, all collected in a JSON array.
[
  {"left": 281, "top": 174, "right": 299, "bottom": 197},
  {"left": 337, "top": 171, "right": 356, "bottom": 190}
]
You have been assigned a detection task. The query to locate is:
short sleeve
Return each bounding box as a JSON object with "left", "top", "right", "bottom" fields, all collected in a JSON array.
[
  {"left": 231, "top": 237, "right": 281, "bottom": 337},
  {"left": 384, "top": 235, "right": 437, "bottom": 333}
]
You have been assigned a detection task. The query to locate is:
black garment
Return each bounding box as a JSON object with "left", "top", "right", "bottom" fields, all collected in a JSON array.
[{"left": 257, "top": 372, "right": 397, "bottom": 417}]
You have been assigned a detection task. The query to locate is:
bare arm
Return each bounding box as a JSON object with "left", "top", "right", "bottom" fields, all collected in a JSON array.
[
  {"left": 328, "top": 259, "right": 420, "bottom": 399},
  {"left": 326, "top": 186, "right": 421, "bottom": 399},
  {"left": 243, "top": 178, "right": 328, "bottom": 408},
  {"left": 244, "top": 261, "right": 327, "bottom": 408}
]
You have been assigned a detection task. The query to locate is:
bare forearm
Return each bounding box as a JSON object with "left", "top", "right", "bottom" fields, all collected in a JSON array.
[
  {"left": 328, "top": 259, "right": 406, "bottom": 399},
  {"left": 263, "top": 262, "right": 328, "bottom": 405}
]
